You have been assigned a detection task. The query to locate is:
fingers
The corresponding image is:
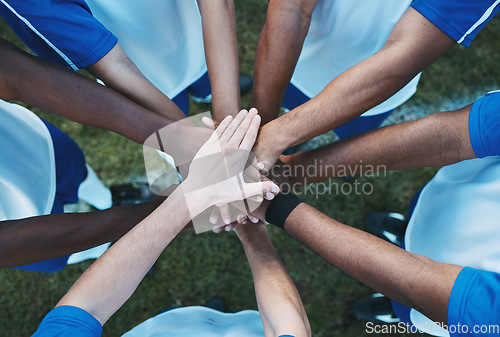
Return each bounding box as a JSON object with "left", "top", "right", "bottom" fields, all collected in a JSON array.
[
  {"left": 213, "top": 115, "right": 233, "bottom": 140},
  {"left": 227, "top": 109, "right": 259, "bottom": 147},
  {"left": 202, "top": 116, "right": 216, "bottom": 130},
  {"left": 219, "top": 203, "right": 231, "bottom": 225},
  {"left": 239, "top": 110, "right": 261, "bottom": 151},
  {"left": 219, "top": 109, "right": 249, "bottom": 143},
  {"left": 241, "top": 180, "right": 280, "bottom": 201},
  {"left": 209, "top": 207, "right": 219, "bottom": 225}
]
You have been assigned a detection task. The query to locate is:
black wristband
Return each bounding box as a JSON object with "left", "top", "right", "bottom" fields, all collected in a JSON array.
[{"left": 265, "top": 192, "right": 303, "bottom": 230}]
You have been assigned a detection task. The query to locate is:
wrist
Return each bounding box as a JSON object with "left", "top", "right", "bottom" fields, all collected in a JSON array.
[{"left": 260, "top": 120, "right": 291, "bottom": 154}]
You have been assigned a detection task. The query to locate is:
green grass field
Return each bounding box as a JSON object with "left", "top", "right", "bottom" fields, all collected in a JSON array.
[{"left": 1, "top": 1, "right": 499, "bottom": 336}]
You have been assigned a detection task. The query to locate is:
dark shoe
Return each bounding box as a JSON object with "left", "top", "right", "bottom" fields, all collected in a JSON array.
[
  {"left": 206, "top": 297, "right": 227, "bottom": 313},
  {"left": 352, "top": 293, "right": 400, "bottom": 324},
  {"left": 364, "top": 212, "right": 407, "bottom": 246},
  {"left": 110, "top": 182, "right": 154, "bottom": 206}
]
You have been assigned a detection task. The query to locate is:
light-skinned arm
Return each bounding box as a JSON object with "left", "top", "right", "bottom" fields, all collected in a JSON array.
[
  {"left": 282, "top": 104, "right": 476, "bottom": 184},
  {"left": 236, "top": 223, "right": 311, "bottom": 337},
  {"left": 253, "top": 7, "right": 457, "bottom": 171},
  {"left": 50, "top": 110, "right": 278, "bottom": 325},
  {"left": 251, "top": 0, "right": 319, "bottom": 125},
  {"left": 281, "top": 203, "right": 462, "bottom": 325},
  {"left": 197, "top": 0, "right": 241, "bottom": 121},
  {"left": 87, "top": 43, "right": 187, "bottom": 121}
]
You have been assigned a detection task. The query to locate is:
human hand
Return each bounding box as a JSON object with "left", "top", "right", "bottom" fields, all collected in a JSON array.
[
  {"left": 251, "top": 124, "right": 287, "bottom": 175},
  {"left": 181, "top": 109, "right": 279, "bottom": 232}
]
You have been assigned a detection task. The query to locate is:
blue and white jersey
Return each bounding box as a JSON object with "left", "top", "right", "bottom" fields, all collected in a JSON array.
[
  {"left": 290, "top": 0, "right": 421, "bottom": 117},
  {"left": 411, "top": 0, "right": 500, "bottom": 47},
  {"left": 32, "top": 305, "right": 296, "bottom": 337},
  {"left": 0, "top": 0, "right": 207, "bottom": 98}
]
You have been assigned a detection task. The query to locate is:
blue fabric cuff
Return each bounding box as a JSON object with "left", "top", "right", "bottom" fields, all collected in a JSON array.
[
  {"left": 411, "top": 1, "right": 466, "bottom": 46},
  {"left": 33, "top": 306, "right": 102, "bottom": 337},
  {"left": 469, "top": 91, "right": 500, "bottom": 158},
  {"left": 448, "top": 267, "right": 480, "bottom": 330}
]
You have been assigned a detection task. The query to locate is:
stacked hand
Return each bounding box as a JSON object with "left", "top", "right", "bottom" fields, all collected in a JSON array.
[{"left": 181, "top": 108, "right": 280, "bottom": 233}]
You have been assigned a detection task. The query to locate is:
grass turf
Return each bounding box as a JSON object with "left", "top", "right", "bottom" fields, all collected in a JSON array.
[{"left": 0, "top": 1, "right": 499, "bottom": 336}]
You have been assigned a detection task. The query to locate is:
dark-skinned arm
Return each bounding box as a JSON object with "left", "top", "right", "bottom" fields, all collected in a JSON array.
[
  {"left": 282, "top": 203, "right": 462, "bottom": 325},
  {"left": 251, "top": 0, "right": 318, "bottom": 125},
  {"left": 197, "top": 0, "right": 241, "bottom": 121},
  {"left": 0, "top": 197, "right": 195, "bottom": 268},
  {"left": 253, "top": 7, "right": 457, "bottom": 171},
  {"left": 0, "top": 38, "right": 173, "bottom": 145}
]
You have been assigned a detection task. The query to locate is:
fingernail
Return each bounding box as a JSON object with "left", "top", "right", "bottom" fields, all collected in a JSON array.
[
  {"left": 225, "top": 225, "right": 232, "bottom": 232},
  {"left": 266, "top": 192, "right": 275, "bottom": 200},
  {"left": 251, "top": 217, "right": 259, "bottom": 223},
  {"left": 241, "top": 109, "right": 248, "bottom": 115},
  {"left": 249, "top": 108, "right": 258, "bottom": 115},
  {"left": 256, "top": 196, "right": 263, "bottom": 202},
  {"left": 210, "top": 216, "right": 218, "bottom": 224},
  {"left": 224, "top": 219, "right": 230, "bottom": 225},
  {"left": 242, "top": 220, "right": 247, "bottom": 224},
  {"left": 263, "top": 220, "right": 269, "bottom": 225},
  {"left": 272, "top": 186, "right": 279, "bottom": 193},
  {"left": 257, "top": 162, "right": 265, "bottom": 170}
]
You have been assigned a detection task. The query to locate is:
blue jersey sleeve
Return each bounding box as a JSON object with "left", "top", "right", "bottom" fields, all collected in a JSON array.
[
  {"left": 448, "top": 267, "right": 500, "bottom": 336},
  {"left": 0, "top": 0, "right": 117, "bottom": 69},
  {"left": 469, "top": 91, "right": 500, "bottom": 158},
  {"left": 32, "top": 306, "right": 102, "bottom": 337},
  {"left": 411, "top": 0, "right": 500, "bottom": 47}
]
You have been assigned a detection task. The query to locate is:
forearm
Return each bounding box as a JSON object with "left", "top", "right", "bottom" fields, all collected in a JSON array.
[
  {"left": 0, "top": 198, "right": 164, "bottom": 268},
  {"left": 251, "top": 0, "right": 318, "bottom": 125},
  {"left": 284, "top": 106, "right": 475, "bottom": 184},
  {"left": 238, "top": 225, "right": 310, "bottom": 337},
  {"left": 57, "top": 189, "right": 192, "bottom": 324},
  {"left": 256, "top": 7, "right": 456, "bottom": 154},
  {"left": 87, "top": 43, "right": 187, "bottom": 121},
  {"left": 198, "top": 0, "right": 240, "bottom": 121},
  {"left": 0, "top": 39, "right": 173, "bottom": 144},
  {"left": 284, "top": 203, "right": 462, "bottom": 324}
]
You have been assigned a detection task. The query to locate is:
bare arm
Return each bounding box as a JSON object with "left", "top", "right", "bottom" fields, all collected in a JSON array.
[
  {"left": 0, "top": 38, "right": 172, "bottom": 144},
  {"left": 251, "top": 0, "right": 318, "bottom": 125},
  {"left": 254, "top": 7, "right": 457, "bottom": 170},
  {"left": 198, "top": 0, "right": 240, "bottom": 120},
  {"left": 57, "top": 188, "right": 193, "bottom": 324},
  {"left": 87, "top": 43, "right": 187, "bottom": 121},
  {"left": 283, "top": 203, "right": 463, "bottom": 324},
  {"left": 51, "top": 110, "right": 276, "bottom": 325},
  {"left": 284, "top": 105, "right": 476, "bottom": 184},
  {"left": 0, "top": 198, "right": 167, "bottom": 268},
  {"left": 236, "top": 223, "right": 311, "bottom": 337}
]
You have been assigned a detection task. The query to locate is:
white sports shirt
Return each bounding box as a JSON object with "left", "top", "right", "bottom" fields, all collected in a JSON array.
[{"left": 291, "top": 0, "right": 421, "bottom": 116}]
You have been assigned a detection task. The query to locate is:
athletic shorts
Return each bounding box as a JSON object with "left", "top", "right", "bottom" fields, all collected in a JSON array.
[
  {"left": 0, "top": 0, "right": 117, "bottom": 69},
  {"left": 411, "top": 0, "right": 500, "bottom": 47}
]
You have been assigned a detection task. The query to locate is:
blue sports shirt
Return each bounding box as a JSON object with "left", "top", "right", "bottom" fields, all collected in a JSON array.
[
  {"left": 411, "top": 0, "right": 500, "bottom": 47},
  {"left": 469, "top": 91, "right": 500, "bottom": 158}
]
